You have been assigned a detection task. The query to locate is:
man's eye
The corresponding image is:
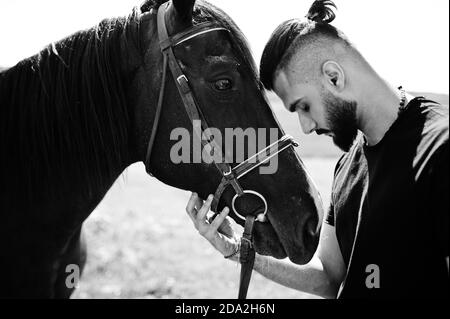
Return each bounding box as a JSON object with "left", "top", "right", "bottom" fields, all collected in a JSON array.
[{"left": 214, "top": 79, "right": 233, "bottom": 91}]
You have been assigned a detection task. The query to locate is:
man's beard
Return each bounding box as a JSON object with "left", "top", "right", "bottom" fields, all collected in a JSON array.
[{"left": 321, "top": 90, "right": 359, "bottom": 152}]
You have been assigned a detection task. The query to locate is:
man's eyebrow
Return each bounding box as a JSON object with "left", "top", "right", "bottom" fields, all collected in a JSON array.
[{"left": 289, "top": 98, "right": 304, "bottom": 113}]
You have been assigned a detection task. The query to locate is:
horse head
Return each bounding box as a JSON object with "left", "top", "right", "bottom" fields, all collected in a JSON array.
[{"left": 129, "top": 0, "right": 323, "bottom": 264}]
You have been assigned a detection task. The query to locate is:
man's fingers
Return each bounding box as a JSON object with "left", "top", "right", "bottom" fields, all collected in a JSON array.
[
  {"left": 186, "top": 193, "right": 202, "bottom": 224},
  {"left": 194, "top": 195, "right": 204, "bottom": 212},
  {"left": 197, "top": 194, "right": 213, "bottom": 222},
  {"left": 186, "top": 194, "right": 232, "bottom": 243},
  {"left": 210, "top": 207, "right": 230, "bottom": 232}
]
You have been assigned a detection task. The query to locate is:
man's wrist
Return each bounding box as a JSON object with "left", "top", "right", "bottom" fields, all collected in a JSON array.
[{"left": 223, "top": 238, "right": 240, "bottom": 262}]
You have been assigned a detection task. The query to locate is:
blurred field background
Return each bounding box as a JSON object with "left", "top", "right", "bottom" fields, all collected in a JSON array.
[{"left": 67, "top": 91, "right": 447, "bottom": 299}]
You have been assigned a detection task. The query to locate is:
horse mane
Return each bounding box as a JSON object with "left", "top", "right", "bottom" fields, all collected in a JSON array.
[
  {"left": 0, "top": 0, "right": 258, "bottom": 204},
  {"left": 0, "top": 9, "right": 141, "bottom": 203}
]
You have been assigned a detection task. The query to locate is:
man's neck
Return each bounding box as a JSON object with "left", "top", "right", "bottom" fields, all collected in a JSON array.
[{"left": 357, "top": 78, "right": 407, "bottom": 146}]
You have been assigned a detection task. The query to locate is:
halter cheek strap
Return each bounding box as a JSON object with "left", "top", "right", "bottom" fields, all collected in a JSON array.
[{"left": 146, "top": 3, "right": 231, "bottom": 174}]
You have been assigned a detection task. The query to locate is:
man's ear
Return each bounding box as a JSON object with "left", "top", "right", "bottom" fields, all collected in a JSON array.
[
  {"left": 169, "top": 0, "right": 195, "bottom": 27},
  {"left": 322, "top": 61, "right": 345, "bottom": 92}
]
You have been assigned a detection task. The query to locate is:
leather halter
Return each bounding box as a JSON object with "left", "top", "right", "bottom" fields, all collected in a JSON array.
[{"left": 145, "top": 2, "right": 299, "bottom": 299}]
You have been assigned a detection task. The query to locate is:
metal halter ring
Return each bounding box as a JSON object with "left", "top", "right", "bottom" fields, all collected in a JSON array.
[{"left": 231, "top": 190, "right": 268, "bottom": 222}]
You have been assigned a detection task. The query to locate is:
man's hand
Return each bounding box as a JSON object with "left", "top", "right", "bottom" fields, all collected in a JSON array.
[{"left": 185, "top": 193, "right": 240, "bottom": 260}]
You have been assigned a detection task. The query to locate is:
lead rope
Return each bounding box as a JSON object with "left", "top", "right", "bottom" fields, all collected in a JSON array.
[{"left": 238, "top": 215, "right": 256, "bottom": 299}]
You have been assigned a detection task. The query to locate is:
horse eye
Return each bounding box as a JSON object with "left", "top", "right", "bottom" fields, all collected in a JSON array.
[{"left": 214, "top": 79, "right": 233, "bottom": 91}]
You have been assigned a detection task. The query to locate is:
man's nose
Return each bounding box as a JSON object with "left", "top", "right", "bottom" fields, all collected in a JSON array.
[{"left": 298, "top": 113, "right": 317, "bottom": 135}]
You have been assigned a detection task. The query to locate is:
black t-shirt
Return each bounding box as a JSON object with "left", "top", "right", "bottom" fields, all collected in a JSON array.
[{"left": 326, "top": 97, "right": 449, "bottom": 298}]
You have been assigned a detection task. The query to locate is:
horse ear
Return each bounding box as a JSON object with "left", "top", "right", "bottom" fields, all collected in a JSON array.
[{"left": 171, "top": 0, "right": 195, "bottom": 24}]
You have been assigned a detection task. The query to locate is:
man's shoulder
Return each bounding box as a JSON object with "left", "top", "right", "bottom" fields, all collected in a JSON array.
[
  {"left": 421, "top": 98, "right": 448, "bottom": 144},
  {"left": 331, "top": 97, "right": 449, "bottom": 184},
  {"left": 414, "top": 97, "right": 449, "bottom": 176}
]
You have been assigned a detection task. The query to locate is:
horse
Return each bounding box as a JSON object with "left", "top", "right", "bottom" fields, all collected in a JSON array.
[{"left": 0, "top": 0, "right": 323, "bottom": 298}]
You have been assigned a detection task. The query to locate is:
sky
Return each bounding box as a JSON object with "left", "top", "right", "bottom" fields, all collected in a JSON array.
[{"left": 0, "top": 0, "right": 448, "bottom": 94}]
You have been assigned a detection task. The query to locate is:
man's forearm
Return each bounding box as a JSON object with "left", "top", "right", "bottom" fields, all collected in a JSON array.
[{"left": 252, "top": 254, "right": 338, "bottom": 299}]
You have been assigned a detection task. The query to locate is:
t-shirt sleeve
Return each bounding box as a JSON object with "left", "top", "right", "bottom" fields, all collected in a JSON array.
[{"left": 429, "top": 142, "right": 449, "bottom": 257}]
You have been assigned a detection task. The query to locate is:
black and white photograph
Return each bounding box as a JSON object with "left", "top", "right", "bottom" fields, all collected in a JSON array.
[{"left": 0, "top": 0, "right": 448, "bottom": 305}]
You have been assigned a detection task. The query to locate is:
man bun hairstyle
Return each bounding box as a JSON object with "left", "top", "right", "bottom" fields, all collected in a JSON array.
[
  {"left": 306, "top": 0, "right": 337, "bottom": 24},
  {"left": 260, "top": 0, "right": 342, "bottom": 91}
]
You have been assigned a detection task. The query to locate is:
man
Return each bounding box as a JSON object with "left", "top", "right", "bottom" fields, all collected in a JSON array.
[{"left": 185, "top": 0, "right": 449, "bottom": 298}]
